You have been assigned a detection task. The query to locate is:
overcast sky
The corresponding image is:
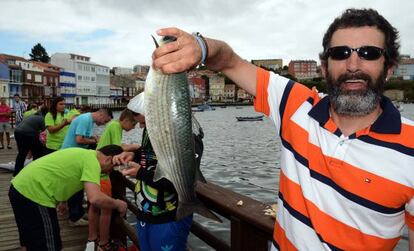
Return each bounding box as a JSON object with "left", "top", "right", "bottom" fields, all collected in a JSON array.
[{"left": 0, "top": 0, "right": 413, "bottom": 68}]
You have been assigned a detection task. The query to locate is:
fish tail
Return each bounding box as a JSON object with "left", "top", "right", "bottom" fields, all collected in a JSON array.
[{"left": 176, "top": 201, "right": 222, "bottom": 223}]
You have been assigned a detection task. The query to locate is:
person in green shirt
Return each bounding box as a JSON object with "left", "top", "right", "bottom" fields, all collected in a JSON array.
[
  {"left": 22, "top": 102, "right": 38, "bottom": 118},
  {"left": 44, "top": 97, "right": 73, "bottom": 153},
  {"left": 8, "top": 145, "right": 127, "bottom": 251},
  {"left": 86, "top": 109, "right": 139, "bottom": 251},
  {"left": 66, "top": 106, "right": 81, "bottom": 120}
]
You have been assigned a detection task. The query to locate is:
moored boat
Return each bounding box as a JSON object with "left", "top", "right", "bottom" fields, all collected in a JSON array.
[{"left": 236, "top": 115, "right": 264, "bottom": 122}]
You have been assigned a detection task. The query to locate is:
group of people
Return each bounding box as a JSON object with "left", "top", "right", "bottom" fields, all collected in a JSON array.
[
  {"left": 6, "top": 6, "right": 414, "bottom": 251},
  {"left": 0, "top": 94, "right": 28, "bottom": 150},
  {"left": 8, "top": 90, "right": 204, "bottom": 251}
]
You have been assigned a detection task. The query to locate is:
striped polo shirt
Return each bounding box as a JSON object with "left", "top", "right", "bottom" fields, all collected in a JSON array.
[{"left": 254, "top": 68, "right": 414, "bottom": 251}]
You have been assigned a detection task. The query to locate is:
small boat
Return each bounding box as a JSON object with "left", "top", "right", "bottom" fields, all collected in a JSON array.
[
  {"left": 197, "top": 104, "right": 216, "bottom": 111},
  {"left": 236, "top": 115, "right": 264, "bottom": 122}
]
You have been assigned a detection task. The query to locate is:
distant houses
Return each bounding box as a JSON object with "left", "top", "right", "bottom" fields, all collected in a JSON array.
[{"left": 1, "top": 51, "right": 413, "bottom": 107}]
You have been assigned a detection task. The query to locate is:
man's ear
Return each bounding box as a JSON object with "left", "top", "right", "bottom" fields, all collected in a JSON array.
[{"left": 386, "top": 66, "right": 394, "bottom": 81}]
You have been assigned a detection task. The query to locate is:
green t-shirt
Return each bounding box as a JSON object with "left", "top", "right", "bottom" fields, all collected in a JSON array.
[
  {"left": 96, "top": 120, "right": 122, "bottom": 179},
  {"left": 45, "top": 112, "right": 68, "bottom": 150},
  {"left": 67, "top": 108, "right": 80, "bottom": 120},
  {"left": 23, "top": 108, "right": 37, "bottom": 118},
  {"left": 96, "top": 120, "right": 123, "bottom": 149},
  {"left": 11, "top": 148, "right": 101, "bottom": 208}
]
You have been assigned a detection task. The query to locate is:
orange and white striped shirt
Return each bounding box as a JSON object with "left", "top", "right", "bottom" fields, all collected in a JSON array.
[{"left": 254, "top": 68, "right": 414, "bottom": 251}]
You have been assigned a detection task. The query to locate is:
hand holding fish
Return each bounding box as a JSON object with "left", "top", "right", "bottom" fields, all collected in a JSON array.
[{"left": 153, "top": 27, "right": 202, "bottom": 74}]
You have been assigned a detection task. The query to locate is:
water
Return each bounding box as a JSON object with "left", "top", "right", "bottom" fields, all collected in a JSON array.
[{"left": 106, "top": 103, "right": 414, "bottom": 250}]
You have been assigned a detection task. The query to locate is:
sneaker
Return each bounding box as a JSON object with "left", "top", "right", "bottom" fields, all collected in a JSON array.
[
  {"left": 68, "top": 218, "right": 89, "bottom": 227},
  {"left": 0, "top": 146, "right": 3, "bottom": 150},
  {"left": 82, "top": 213, "right": 89, "bottom": 220},
  {"left": 7, "top": 145, "right": 12, "bottom": 149},
  {"left": 85, "top": 240, "right": 96, "bottom": 251}
]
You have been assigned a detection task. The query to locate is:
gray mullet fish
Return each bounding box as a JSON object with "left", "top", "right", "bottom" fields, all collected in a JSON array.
[{"left": 144, "top": 36, "right": 220, "bottom": 222}]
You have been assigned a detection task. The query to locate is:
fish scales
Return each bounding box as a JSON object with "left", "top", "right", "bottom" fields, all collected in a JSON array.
[{"left": 143, "top": 35, "right": 220, "bottom": 222}]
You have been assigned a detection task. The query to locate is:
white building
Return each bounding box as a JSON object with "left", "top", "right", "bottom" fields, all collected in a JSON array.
[
  {"left": 113, "top": 67, "right": 133, "bottom": 75},
  {"left": 51, "top": 53, "right": 111, "bottom": 105},
  {"left": 96, "top": 65, "right": 111, "bottom": 104}
]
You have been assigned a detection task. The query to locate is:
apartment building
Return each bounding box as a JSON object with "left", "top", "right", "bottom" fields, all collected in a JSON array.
[{"left": 288, "top": 60, "right": 319, "bottom": 80}]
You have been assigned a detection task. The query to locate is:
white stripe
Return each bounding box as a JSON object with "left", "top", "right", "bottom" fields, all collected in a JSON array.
[
  {"left": 402, "top": 117, "right": 414, "bottom": 126},
  {"left": 277, "top": 198, "right": 328, "bottom": 251},
  {"left": 39, "top": 206, "right": 57, "bottom": 251},
  {"left": 290, "top": 103, "right": 414, "bottom": 188},
  {"left": 281, "top": 148, "right": 405, "bottom": 238},
  {"left": 267, "top": 72, "right": 292, "bottom": 132}
]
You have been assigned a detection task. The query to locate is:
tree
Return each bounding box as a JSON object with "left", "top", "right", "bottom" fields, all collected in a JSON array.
[{"left": 29, "top": 43, "right": 50, "bottom": 63}]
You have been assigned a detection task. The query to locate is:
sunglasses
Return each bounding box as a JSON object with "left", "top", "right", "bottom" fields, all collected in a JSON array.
[{"left": 326, "top": 46, "right": 385, "bottom": 61}]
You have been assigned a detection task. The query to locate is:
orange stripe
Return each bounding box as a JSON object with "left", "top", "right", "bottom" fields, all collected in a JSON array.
[
  {"left": 281, "top": 115, "right": 414, "bottom": 208},
  {"left": 307, "top": 143, "right": 414, "bottom": 208},
  {"left": 281, "top": 84, "right": 312, "bottom": 128},
  {"left": 369, "top": 123, "right": 414, "bottom": 148},
  {"left": 324, "top": 118, "right": 338, "bottom": 133},
  {"left": 254, "top": 68, "right": 270, "bottom": 116},
  {"left": 274, "top": 220, "right": 298, "bottom": 251},
  {"left": 279, "top": 173, "right": 401, "bottom": 250},
  {"left": 405, "top": 212, "right": 414, "bottom": 230},
  {"left": 279, "top": 171, "right": 309, "bottom": 217}
]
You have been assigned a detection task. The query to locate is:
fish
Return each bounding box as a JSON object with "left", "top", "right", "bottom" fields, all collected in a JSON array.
[{"left": 144, "top": 36, "right": 220, "bottom": 222}]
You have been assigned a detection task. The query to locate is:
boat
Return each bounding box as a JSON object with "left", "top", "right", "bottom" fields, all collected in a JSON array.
[
  {"left": 197, "top": 103, "right": 216, "bottom": 111},
  {"left": 236, "top": 115, "right": 264, "bottom": 122}
]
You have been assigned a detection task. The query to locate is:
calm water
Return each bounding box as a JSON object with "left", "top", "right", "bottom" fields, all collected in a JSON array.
[{"left": 108, "top": 103, "right": 414, "bottom": 250}]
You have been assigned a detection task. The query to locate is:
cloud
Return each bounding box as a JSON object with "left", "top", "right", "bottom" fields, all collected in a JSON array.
[{"left": 0, "top": 0, "right": 413, "bottom": 68}]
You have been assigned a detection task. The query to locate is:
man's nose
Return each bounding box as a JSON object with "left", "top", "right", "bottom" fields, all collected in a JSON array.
[{"left": 346, "top": 51, "right": 362, "bottom": 73}]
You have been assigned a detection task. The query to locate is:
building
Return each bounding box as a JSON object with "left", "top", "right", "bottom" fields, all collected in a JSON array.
[
  {"left": 394, "top": 58, "right": 414, "bottom": 80},
  {"left": 188, "top": 77, "right": 206, "bottom": 102},
  {"left": 288, "top": 60, "right": 319, "bottom": 80},
  {"left": 96, "top": 65, "right": 111, "bottom": 104},
  {"left": 224, "top": 84, "right": 236, "bottom": 102},
  {"left": 133, "top": 65, "right": 150, "bottom": 75},
  {"left": 31, "top": 61, "right": 61, "bottom": 107},
  {"left": 0, "top": 60, "right": 10, "bottom": 100},
  {"left": 51, "top": 53, "right": 111, "bottom": 105},
  {"left": 113, "top": 67, "right": 133, "bottom": 76},
  {"left": 209, "top": 75, "right": 225, "bottom": 102},
  {"left": 251, "top": 59, "right": 283, "bottom": 71},
  {"left": 59, "top": 71, "right": 77, "bottom": 105}
]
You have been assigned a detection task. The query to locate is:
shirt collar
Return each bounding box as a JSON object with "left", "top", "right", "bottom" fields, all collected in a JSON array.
[{"left": 308, "top": 95, "right": 401, "bottom": 134}]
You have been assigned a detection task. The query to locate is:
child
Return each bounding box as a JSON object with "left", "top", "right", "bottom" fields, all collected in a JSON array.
[{"left": 86, "top": 109, "right": 138, "bottom": 251}]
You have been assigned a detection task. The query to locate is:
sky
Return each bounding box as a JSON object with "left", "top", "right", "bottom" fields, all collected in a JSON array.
[{"left": 0, "top": 0, "right": 413, "bottom": 68}]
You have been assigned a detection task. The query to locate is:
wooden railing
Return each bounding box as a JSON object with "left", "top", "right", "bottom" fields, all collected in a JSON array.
[{"left": 109, "top": 171, "right": 275, "bottom": 251}]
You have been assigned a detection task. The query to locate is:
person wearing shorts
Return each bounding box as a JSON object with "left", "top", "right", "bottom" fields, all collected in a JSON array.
[{"left": 0, "top": 97, "right": 12, "bottom": 149}]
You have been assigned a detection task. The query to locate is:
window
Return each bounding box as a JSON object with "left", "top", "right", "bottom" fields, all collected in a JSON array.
[
  {"left": 78, "top": 75, "right": 82, "bottom": 80},
  {"left": 27, "top": 73, "right": 31, "bottom": 80}
]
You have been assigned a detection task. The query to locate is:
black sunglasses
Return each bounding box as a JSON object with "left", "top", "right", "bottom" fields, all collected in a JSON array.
[{"left": 326, "top": 46, "right": 385, "bottom": 60}]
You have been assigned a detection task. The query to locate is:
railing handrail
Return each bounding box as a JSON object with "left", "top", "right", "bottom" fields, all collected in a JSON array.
[{"left": 112, "top": 174, "right": 275, "bottom": 251}]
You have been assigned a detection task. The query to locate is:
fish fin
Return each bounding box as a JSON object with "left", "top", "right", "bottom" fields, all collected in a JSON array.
[
  {"left": 176, "top": 201, "right": 222, "bottom": 223},
  {"left": 151, "top": 35, "right": 159, "bottom": 48},
  {"left": 194, "top": 165, "right": 207, "bottom": 183},
  {"left": 153, "top": 163, "right": 166, "bottom": 182}
]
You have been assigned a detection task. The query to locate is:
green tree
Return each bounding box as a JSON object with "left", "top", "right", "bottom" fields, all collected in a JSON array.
[{"left": 29, "top": 43, "right": 50, "bottom": 63}]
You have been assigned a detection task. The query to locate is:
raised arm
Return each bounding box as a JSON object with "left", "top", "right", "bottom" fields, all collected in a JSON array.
[{"left": 153, "top": 27, "right": 257, "bottom": 96}]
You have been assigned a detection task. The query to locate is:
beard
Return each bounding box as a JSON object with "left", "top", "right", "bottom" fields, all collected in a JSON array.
[{"left": 326, "top": 70, "right": 386, "bottom": 116}]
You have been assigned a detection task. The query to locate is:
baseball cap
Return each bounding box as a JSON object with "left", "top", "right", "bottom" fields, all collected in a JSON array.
[{"left": 127, "top": 92, "right": 145, "bottom": 114}]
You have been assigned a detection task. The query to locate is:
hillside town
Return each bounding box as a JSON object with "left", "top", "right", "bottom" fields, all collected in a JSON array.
[{"left": 0, "top": 51, "right": 413, "bottom": 108}]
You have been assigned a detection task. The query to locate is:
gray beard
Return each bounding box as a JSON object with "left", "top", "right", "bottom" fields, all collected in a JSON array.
[
  {"left": 327, "top": 70, "right": 385, "bottom": 117},
  {"left": 329, "top": 87, "right": 381, "bottom": 116}
]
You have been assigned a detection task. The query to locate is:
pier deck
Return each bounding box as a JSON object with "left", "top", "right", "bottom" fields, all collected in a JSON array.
[{"left": 0, "top": 136, "right": 88, "bottom": 251}]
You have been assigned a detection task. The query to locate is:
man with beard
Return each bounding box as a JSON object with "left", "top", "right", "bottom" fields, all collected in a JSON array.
[{"left": 151, "top": 8, "right": 414, "bottom": 251}]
